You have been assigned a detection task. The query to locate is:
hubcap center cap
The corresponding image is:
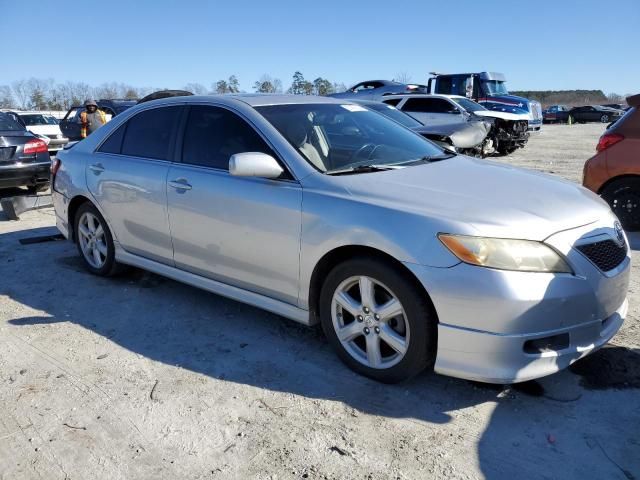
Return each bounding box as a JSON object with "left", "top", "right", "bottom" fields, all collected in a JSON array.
[{"left": 364, "top": 315, "right": 375, "bottom": 327}]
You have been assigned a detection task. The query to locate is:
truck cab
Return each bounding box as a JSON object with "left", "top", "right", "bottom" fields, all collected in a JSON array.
[{"left": 428, "top": 72, "right": 542, "bottom": 132}]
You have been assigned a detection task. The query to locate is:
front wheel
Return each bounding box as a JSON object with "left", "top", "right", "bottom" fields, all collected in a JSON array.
[
  {"left": 319, "top": 257, "right": 436, "bottom": 383},
  {"left": 601, "top": 178, "right": 640, "bottom": 231},
  {"left": 74, "top": 202, "right": 122, "bottom": 275}
]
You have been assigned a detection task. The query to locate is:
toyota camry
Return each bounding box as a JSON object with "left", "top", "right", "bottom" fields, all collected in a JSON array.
[{"left": 52, "top": 95, "right": 630, "bottom": 383}]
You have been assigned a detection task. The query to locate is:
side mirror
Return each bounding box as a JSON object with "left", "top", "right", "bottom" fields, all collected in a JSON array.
[{"left": 229, "top": 152, "right": 284, "bottom": 179}]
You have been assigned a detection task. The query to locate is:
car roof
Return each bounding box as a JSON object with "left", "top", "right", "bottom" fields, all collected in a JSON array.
[
  {"left": 382, "top": 93, "right": 464, "bottom": 100},
  {"left": 140, "top": 94, "right": 351, "bottom": 108}
]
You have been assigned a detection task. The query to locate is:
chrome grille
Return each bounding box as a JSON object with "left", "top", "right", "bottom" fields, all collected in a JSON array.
[{"left": 576, "top": 239, "right": 627, "bottom": 272}]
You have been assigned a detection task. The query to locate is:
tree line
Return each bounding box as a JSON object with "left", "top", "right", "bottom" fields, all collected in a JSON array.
[
  {"left": 510, "top": 90, "right": 630, "bottom": 108},
  {"left": 0, "top": 72, "right": 348, "bottom": 111}
]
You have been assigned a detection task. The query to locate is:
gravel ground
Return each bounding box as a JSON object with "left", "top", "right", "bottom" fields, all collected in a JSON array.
[{"left": 0, "top": 124, "right": 638, "bottom": 480}]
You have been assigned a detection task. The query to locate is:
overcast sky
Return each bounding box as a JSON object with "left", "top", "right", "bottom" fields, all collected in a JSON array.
[{"left": 3, "top": 0, "right": 638, "bottom": 95}]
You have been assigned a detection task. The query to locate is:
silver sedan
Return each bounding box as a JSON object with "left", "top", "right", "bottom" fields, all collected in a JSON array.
[{"left": 51, "top": 94, "right": 630, "bottom": 383}]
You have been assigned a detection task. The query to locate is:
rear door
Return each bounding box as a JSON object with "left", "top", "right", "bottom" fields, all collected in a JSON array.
[
  {"left": 86, "top": 105, "right": 183, "bottom": 265},
  {"left": 399, "top": 97, "right": 464, "bottom": 125},
  {"left": 166, "top": 104, "right": 302, "bottom": 304}
]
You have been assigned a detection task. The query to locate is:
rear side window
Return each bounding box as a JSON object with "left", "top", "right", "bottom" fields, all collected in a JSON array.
[
  {"left": 98, "top": 123, "right": 126, "bottom": 154},
  {"left": 382, "top": 98, "right": 401, "bottom": 107},
  {"left": 121, "top": 106, "right": 182, "bottom": 160},
  {"left": 181, "top": 105, "right": 275, "bottom": 170},
  {"left": 402, "top": 98, "right": 454, "bottom": 113}
]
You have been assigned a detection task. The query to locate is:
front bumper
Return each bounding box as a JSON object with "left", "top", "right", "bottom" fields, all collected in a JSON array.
[
  {"left": 434, "top": 299, "right": 626, "bottom": 383},
  {"left": 405, "top": 220, "right": 631, "bottom": 383}
]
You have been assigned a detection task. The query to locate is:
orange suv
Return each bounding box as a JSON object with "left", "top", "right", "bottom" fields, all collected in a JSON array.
[{"left": 583, "top": 93, "right": 640, "bottom": 231}]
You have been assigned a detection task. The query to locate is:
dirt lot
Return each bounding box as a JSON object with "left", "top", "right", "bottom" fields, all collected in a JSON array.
[{"left": 1, "top": 124, "right": 639, "bottom": 480}]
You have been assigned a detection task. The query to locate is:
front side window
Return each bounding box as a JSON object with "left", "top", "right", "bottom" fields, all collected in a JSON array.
[
  {"left": 256, "top": 103, "right": 444, "bottom": 173},
  {"left": 181, "top": 105, "right": 275, "bottom": 170}
]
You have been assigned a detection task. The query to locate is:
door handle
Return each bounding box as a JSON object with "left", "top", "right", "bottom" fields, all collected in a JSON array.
[
  {"left": 168, "top": 178, "right": 192, "bottom": 191},
  {"left": 89, "top": 163, "right": 105, "bottom": 174}
]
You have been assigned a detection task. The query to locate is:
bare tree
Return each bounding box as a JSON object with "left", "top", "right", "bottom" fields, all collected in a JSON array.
[
  {"left": 607, "top": 92, "right": 624, "bottom": 103},
  {"left": 394, "top": 72, "right": 412, "bottom": 84},
  {"left": 0, "top": 85, "right": 15, "bottom": 108},
  {"left": 11, "top": 79, "right": 30, "bottom": 109},
  {"left": 253, "top": 75, "right": 282, "bottom": 93},
  {"left": 183, "top": 83, "right": 208, "bottom": 95}
]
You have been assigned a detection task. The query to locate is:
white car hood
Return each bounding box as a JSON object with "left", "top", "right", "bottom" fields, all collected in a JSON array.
[
  {"left": 26, "top": 125, "right": 63, "bottom": 136},
  {"left": 472, "top": 110, "right": 528, "bottom": 121}
]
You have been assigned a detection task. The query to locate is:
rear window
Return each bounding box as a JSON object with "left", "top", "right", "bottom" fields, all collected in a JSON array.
[
  {"left": 121, "top": 106, "right": 182, "bottom": 160},
  {"left": 20, "top": 114, "right": 58, "bottom": 126},
  {"left": 0, "top": 113, "right": 25, "bottom": 131},
  {"left": 608, "top": 106, "right": 636, "bottom": 131}
]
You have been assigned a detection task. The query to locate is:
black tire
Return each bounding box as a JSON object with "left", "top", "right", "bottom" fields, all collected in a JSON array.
[
  {"left": 600, "top": 114, "right": 610, "bottom": 123},
  {"left": 497, "top": 144, "right": 516, "bottom": 156},
  {"left": 26, "top": 183, "right": 50, "bottom": 193},
  {"left": 601, "top": 178, "right": 640, "bottom": 231},
  {"left": 319, "top": 256, "right": 437, "bottom": 383},
  {"left": 74, "top": 202, "right": 122, "bottom": 276}
]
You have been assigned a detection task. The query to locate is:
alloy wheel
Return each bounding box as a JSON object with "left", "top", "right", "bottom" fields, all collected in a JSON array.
[
  {"left": 77, "top": 211, "right": 108, "bottom": 269},
  {"left": 331, "top": 275, "right": 410, "bottom": 369}
]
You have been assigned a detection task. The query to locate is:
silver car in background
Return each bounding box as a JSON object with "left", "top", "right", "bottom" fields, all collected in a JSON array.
[{"left": 52, "top": 95, "right": 630, "bottom": 384}]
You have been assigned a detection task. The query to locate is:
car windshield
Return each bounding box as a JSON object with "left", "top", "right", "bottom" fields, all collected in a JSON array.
[
  {"left": 453, "top": 97, "right": 487, "bottom": 113},
  {"left": 482, "top": 80, "right": 509, "bottom": 95},
  {"left": 256, "top": 103, "right": 445, "bottom": 173},
  {"left": 20, "top": 114, "right": 58, "bottom": 126},
  {"left": 366, "top": 103, "right": 423, "bottom": 128},
  {"left": 0, "top": 113, "right": 26, "bottom": 131}
]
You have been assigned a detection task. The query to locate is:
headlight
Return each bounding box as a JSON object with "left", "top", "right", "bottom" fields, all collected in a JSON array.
[{"left": 438, "top": 234, "right": 572, "bottom": 273}]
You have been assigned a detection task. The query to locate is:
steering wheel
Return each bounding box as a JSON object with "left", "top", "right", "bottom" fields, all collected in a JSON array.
[{"left": 348, "top": 143, "right": 379, "bottom": 163}]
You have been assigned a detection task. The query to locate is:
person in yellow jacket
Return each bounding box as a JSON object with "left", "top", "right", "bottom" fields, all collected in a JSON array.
[{"left": 79, "top": 99, "right": 107, "bottom": 138}]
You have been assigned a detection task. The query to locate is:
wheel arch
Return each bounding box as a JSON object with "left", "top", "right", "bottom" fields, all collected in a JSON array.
[
  {"left": 307, "top": 245, "right": 438, "bottom": 325},
  {"left": 597, "top": 174, "right": 640, "bottom": 195}
]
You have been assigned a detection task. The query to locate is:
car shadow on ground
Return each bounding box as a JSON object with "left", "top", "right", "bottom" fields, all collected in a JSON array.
[{"left": 3, "top": 228, "right": 640, "bottom": 478}]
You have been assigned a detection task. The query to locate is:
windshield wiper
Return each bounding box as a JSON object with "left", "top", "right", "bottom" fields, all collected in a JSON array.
[
  {"left": 325, "top": 164, "right": 402, "bottom": 176},
  {"left": 397, "top": 152, "right": 457, "bottom": 166}
]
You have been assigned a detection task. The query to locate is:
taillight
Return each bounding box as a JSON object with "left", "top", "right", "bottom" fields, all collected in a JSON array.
[
  {"left": 23, "top": 138, "right": 48, "bottom": 154},
  {"left": 596, "top": 133, "right": 624, "bottom": 152},
  {"left": 51, "top": 158, "right": 61, "bottom": 176}
]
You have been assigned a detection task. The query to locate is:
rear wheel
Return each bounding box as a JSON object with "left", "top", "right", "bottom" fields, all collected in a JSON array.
[
  {"left": 319, "top": 257, "right": 436, "bottom": 383},
  {"left": 74, "top": 202, "right": 121, "bottom": 275},
  {"left": 600, "top": 114, "right": 610, "bottom": 123},
  {"left": 601, "top": 178, "right": 640, "bottom": 231}
]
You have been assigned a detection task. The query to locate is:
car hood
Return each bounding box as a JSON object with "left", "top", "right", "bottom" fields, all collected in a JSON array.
[
  {"left": 338, "top": 156, "right": 608, "bottom": 240},
  {"left": 472, "top": 110, "right": 528, "bottom": 121}
]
